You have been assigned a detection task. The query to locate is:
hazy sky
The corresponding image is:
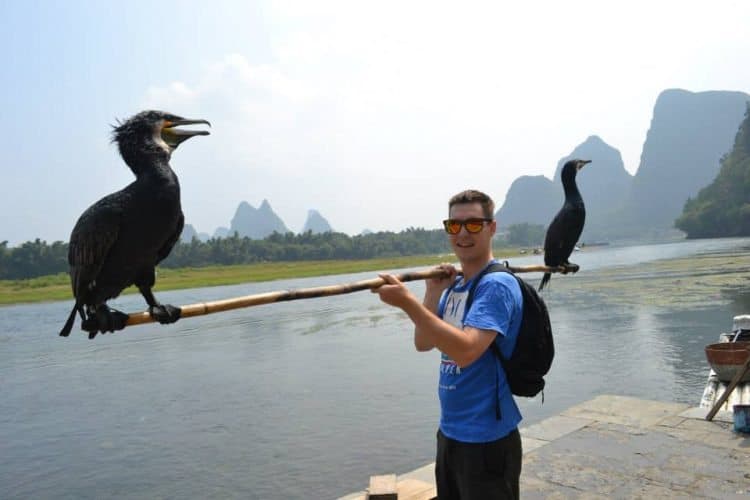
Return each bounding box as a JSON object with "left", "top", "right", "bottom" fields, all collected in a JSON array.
[{"left": 2, "top": 0, "right": 749, "bottom": 245}]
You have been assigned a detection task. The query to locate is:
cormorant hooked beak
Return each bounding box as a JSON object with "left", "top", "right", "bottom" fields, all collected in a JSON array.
[
  {"left": 577, "top": 159, "right": 592, "bottom": 170},
  {"left": 161, "top": 118, "right": 211, "bottom": 148}
]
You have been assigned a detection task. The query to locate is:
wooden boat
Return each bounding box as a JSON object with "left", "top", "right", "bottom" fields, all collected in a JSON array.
[{"left": 699, "top": 315, "right": 750, "bottom": 412}]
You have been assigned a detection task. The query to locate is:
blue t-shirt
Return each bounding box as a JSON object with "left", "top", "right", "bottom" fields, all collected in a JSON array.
[{"left": 437, "top": 262, "right": 523, "bottom": 443}]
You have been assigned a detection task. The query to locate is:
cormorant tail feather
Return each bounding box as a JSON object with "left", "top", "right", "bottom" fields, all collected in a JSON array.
[
  {"left": 538, "top": 272, "right": 551, "bottom": 292},
  {"left": 59, "top": 304, "right": 79, "bottom": 337}
]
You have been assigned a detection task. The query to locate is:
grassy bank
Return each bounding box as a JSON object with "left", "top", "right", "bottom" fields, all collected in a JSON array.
[{"left": 0, "top": 248, "right": 521, "bottom": 306}]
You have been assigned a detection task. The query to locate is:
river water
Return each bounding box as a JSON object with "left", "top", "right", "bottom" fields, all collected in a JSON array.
[{"left": 2, "top": 237, "right": 749, "bottom": 499}]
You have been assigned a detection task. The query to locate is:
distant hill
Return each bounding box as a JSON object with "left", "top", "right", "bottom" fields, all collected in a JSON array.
[
  {"left": 180, "top": 223, "right": 198, "bottom": 243},
  {"left": 554, "top": 136, "right": 633, "bottom": 242},
  {"left": 496, "top": 135, "right": 631, "bottom": 242},
  {"left": 495, "top": 175, "right": 559, "bottom": 228},
  {"left": 301, "top": 209, "right": 333, "bottom": 234},
  {"left": 230, "top": 199, "right": 290, "bottom": 239},
  {"left": 496, "top": 88, "right": 750, "bottom": 242},
  {"left": 180, "top": 224, "right": 209, "bottom": 242},
  {"left": 213, "top": 227, "right": 230, "bottom": 239},
  {"left": 623, "top": 88, "right": 749, "bottom": 234},
  {"left": 676, "top": 104, "right": 750, "bottom": 237}
]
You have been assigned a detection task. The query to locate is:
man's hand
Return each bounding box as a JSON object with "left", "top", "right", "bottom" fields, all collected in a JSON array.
[
  {"left": 426, "top": 263, "right": 458, "bottom": 295},
  {"left": 372, "top": 273, "right": 417, "bottom": 310},
  {"left": 421, "top": 263, "right": 457, "bottom": 312}
]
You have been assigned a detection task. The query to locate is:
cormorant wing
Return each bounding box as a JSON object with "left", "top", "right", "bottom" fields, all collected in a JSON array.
[
  {"left": 68, "top": 198, "right": 123, "bottom": 298},
  {"left": 544, "top": 204, "right": 585, "bottom": 265},
  {"left": 156, "top": 212, "right": 184, "bottom": 264}
]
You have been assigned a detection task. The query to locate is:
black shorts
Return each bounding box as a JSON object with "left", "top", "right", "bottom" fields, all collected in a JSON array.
[{"left": 435, "top": 428, "right": 522, "bottom": 500}]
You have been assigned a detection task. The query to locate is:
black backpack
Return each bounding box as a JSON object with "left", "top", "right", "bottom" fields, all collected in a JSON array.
[{"left": 465, "top": 262, "right": 554, "bottom": 399}]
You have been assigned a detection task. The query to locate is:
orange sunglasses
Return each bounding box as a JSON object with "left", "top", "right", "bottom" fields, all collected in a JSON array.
[{"left": 442, "top": 218, "right": 493, "bottom": 235}]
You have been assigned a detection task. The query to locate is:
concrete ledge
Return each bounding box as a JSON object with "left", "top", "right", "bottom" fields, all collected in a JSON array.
[
  {"left": 560, "top": 394, "right": 690, "bottom": 428},
  {"left": 397, "top": 463, "right": 434, "bottom": 485},
  {"left": 339, "top": 395, "right": 750, "bottom": 499},
  {"left": 521, "top": 436, "right": 549, "bottom": 454},
  {"left": 521, "top": 414, "right": 594, "bottom": 443}
]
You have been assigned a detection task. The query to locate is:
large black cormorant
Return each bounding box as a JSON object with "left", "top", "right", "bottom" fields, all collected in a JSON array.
[
  {"left": 539, "top": 159, "right": 591, "bottom": 291},
  {"left": 59, "top": 110, "right": 210, "bottom": 338}
]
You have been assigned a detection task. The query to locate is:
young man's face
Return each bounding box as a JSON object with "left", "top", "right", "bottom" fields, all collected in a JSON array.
[{"left": 447, "top": 202, "right": 496, "bottom": 262}]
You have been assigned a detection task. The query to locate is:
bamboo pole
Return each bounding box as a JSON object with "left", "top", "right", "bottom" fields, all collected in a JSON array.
[{"left": 124, "top": 262, "right": 569, "bottom": 328}]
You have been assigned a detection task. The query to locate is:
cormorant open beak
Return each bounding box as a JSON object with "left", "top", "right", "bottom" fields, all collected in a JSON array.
[
  {"left": 162, "top": 118, "right": 211, "bottom": 148},
  {"left": 577, "top": 159, "right": 592, "bottom": 170}
]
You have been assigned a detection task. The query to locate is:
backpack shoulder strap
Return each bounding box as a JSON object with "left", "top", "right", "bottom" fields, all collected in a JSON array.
[
  {"left": 464, "top": 261, "right": 509, "bottom": 312},
  {"left": 464, "top": 261, "right": 513, "bottom": 362}
]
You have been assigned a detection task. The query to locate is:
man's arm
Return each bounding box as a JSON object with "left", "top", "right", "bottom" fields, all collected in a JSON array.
[
  {"left": 414, "top": 285, "right": 442, "bottom": 351},
  {"left": 374, "top": 273, "right": 498, "bottom": 367},
  {"left": 411, "top": 263, "right": 456, "bottom": 352}
]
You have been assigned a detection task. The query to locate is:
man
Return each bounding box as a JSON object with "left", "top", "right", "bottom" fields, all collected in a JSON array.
[{"left": 373, "top": 189, "right": 523, "bottom": 499}]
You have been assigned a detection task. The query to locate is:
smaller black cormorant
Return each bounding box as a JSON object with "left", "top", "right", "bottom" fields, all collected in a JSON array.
[
  {"left": 59, "top": 110, "right": 210, "bottom": 338},
  {"left": 539, "top": 159, "right": 591, "bottom": 291}
]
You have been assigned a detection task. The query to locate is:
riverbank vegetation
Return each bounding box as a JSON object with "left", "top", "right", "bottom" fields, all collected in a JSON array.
[
  {"left": 2, "top": 223, "right": 542, "bottom": 282},
  {"left": 0, "top": 247, "right": 522, "bottom": 305},
  {"left": 1, "top": 228, "right": 453, "bottom": 281},
  {"left": 676, "top": 105, "right": 750, "bottom": 238}
]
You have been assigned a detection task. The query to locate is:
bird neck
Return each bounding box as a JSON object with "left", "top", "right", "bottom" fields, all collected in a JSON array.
[
  {"left": 119, "top": 136, "right": 173, "bottom": 177},
  {"left": 562, "top": 175, "right": 582, "bottom": 202},
  {"left": 124, "top": 156, "right": 177, "bottom": 185},
  {"left": 142, "top": 161, "right": 177, "bottom": 181},
  {"left": 124, "top": 152, "right": 174, "bottom": 178}
]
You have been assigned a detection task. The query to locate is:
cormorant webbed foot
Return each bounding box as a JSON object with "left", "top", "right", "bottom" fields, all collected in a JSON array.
[
  {"left": 81, "top": 306, "right": 129, "bottom": 339},
  {"left": 149, "top": 304, "right": 182, "bottom": 324}
]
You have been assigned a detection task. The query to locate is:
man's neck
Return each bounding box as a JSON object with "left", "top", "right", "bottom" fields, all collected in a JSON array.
[{"left": 460, "top": 254, "right": 494, "bottom": 282}]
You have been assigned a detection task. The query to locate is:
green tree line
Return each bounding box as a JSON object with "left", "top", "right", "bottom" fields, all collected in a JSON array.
[
  {"left": 676, "top": 104, "right": 750, "bottom": 237},
  {"left": 0, "top": 239, "right": 68, "bottom": 280},
  {"left": 163, "top": 228, "right": 451, "bottom": 267},
  {"left": 1, "top": 224, "right": 541, "bottom": 281},
  {"left": 0, "top": 228, "right": 453, "bottom": 280}
]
